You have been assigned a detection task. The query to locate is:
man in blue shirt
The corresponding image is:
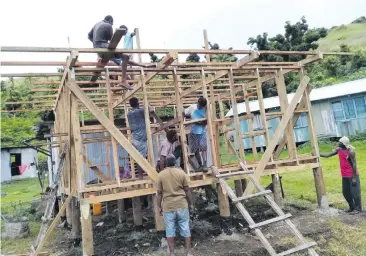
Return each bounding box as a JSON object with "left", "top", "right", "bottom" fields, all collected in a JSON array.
[
  {"left": 127, "top": 97, "right": 153, "bottom": 179},
  {"left": 185, "top": 97, "right": 208, "bottom": 172}
]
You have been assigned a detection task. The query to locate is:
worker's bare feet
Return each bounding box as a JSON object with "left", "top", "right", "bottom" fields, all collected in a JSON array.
[{"left": 187, "top": 251, "right": 193, "bottom": 256}]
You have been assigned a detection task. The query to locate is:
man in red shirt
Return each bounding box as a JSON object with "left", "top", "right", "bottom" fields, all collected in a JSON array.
[{"left": 320, "top": 136, "right": 362, "bottom": 214}]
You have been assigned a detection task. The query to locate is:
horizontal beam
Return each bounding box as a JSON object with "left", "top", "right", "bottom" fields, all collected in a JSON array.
[
  {"left": 1, "top": 46, "right": 354, "bottom": 55},
  {"left": 0, "top": 61, "right": 297, "bottom": 67}
]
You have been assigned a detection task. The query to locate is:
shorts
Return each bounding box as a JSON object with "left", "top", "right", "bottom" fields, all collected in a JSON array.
[
  {"left": 132, "top": 139, "right": 147, "bottom": 157},
  {"left": 96, "top": 43, "right": 129, "bottom": 65},
  {"left": 188, "top": 133, "right": 207, "bottom": 153},
  {"left": 163, "top": 208, "right": 191, "bottom": 238}
]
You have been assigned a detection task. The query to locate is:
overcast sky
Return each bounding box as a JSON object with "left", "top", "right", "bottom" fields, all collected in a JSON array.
[{"left": 1, "top": 0, "right": 365, "bottom": 74}]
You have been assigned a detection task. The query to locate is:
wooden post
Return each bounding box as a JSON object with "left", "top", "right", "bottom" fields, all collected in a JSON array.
[
  {"left": 218, "top": 98, "right": 231, "bottom": 164},
  {"left": 141, "top": 68, "right": 165, "bottom": 230},
  {"left": 124, "top": 104, "right": 136, "bottom": 179},
  {"left": 275, "top": 70, "right": 297, "bottom": 160},
  {"left": 106, "top": 68, "right": 120, "bottom": 185},
  {"left": 271, "top": 174, "right": 284, "bottom": 208},
  {"left": 173, "top": 69, "right": 190, "bottom": 174},
  {"left": 228, "top": 69, "right": 245, "bottom": 161},
  {"left": 242, "top": 85, "right": 258, "bottom": 161},
  {"left": 117, "top": 199, "right": 126, "bottom": 223},
  {"left": 65, "top": 199, "right": 72, "bottom": 227},
  {"left": 201, "top": 69, "right": 218, "bottom": 166},
  {"left": 80, "top": 199, "right": 94, "bottom": 256},
  {"left": 234, "top": 180, "right": 243, "bottom": 197},
  {"left": 217, "top": 183, "right": 230, "bottom": 217},
  {"left": 71, "top": 198, "right": 81, "bottom": 242},
  {"left": 299, "top": 68, "right": 328, "bottom": 210},
  {"left": 71, "top": 93, "right": 84, "bottom": 191},
  {"left": 132, "top": 197, "right": 143, "bottom": 227}
]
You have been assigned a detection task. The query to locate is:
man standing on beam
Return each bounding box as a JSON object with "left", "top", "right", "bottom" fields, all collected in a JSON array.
[
  {"left": 88, "top": 16, "right": 150, "bottom": 89},
  {"left": 127, "top": 97, "right": 152, "bottom": 179},
  {"left": 184, "top": 96, "right": 209, "bottom": 172}
]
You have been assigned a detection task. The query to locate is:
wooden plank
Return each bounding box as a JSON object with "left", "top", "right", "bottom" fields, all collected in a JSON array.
[
  {"left": 243, "top": 76, "right": 310, "bottom": 196},
  {"left": 275, "top": 70, "right": 297, "bottom": 160},
  {"left": 173, "top": 69, "right": 190, "bottom": 174},
  {"left": 299, "top": 68, "right": 328, "bottom": 209},
  {"left": 86, "top": 187, "right": 156, "bottom": 203},
  {"left": 82, "top": 155, "right": 109, "bottom": 182},
  {"left": 80, "top": 199, "right": 94, "bottom": 256},
  {"left": 54, "top": 51, "right": 78, "bottom": 111},
  {"left": 277, "top": 242, "right": 317, "bottom": 256},
  {"left": 152, "top": 118, "right": 180, "bottom": 134},
  {"left": 71, "top": 94, "right": 84, "bottom": 191},
  {"left": 229, "top": 69, "right": 245, "bottom": 161},
  {"left": 163, "top": 51, "right": 259, "bottom": 106},
  {"left": 242, "top": 85, "right": 258, "bottom": 161},
  {"left": 65, "top": 79, "right": 158, "bottom": 181},
  {"left": 201, "top": 69, "right": 218, "bottom": 166},
  {"left": 232, "top": 190, "right": 272, "bottom": 202},
  {"left": 105, "top": 68, "right": 121, "bottom": 185},
  {"left": 216, "top": 170, "right": 254, "bottom": 178},
  {"left": 249, "top": 213, "right": 292, "bottom": 229},
  {"left": 33, "top": 190, "right": 75, "bottom": 255},
  {"left": 112, "top": 52, "right": 177, "bottom": 108}
]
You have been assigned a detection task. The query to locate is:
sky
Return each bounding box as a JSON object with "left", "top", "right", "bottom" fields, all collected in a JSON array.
[{"left": 0, "top": 0, "right": 365, "bottom": 74}]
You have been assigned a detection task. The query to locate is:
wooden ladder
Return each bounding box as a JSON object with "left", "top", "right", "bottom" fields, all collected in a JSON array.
[{"left": 212, "top": 163, "right": 318, "bottom": 256}]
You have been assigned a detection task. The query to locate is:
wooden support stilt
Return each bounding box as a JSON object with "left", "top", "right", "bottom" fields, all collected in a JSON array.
[
  {"left": 117, "top": 199, "right": 126, "bottom": 223},
  {"left": 271, "top": 174, "right": 284, "bottom": 208},
  {"left": 80, "top": 199, "right": 94, "bottom": 256},
  {"left": 217, "top": 183, "right": 230, "bottom": 217},
  {"left": 65, "top": 199, "right": 72, "bottom": 227},
  {"left": 299, "top": 68, "right": 328, "bottom": 210},
  {"left": 132, "top": 197, "right": 143, "bottom": 226},
  {"left": 71, "top": 198, "right": 81, "bottom": 241},
  {"left": 234, "top": 180, "right": 244, "bottom": 197}
]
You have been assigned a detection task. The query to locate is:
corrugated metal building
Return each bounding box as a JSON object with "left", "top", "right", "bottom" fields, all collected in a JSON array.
[{"left": 226, "top": 78, "right": 366, "bottom": 149}]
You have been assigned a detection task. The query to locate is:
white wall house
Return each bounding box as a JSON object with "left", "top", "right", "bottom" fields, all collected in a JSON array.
[{"left": 1, "top": 147, "right": 38, "bottom": 182}]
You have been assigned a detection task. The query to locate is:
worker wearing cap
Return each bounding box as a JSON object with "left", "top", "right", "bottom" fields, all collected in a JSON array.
[
  {"left": 156, "top": 155, "right": 194, "bottom": 256},
  {"left": 320, "top": 136, "right": 362, "bottom": 214}
]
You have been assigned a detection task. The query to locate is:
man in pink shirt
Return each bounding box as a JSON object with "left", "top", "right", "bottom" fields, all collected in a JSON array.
[
  {"left": 157, "top": 130, "right": 180, "bottom": 171},
  {"left": 320, "top": 136, "right": 362, "bottom": 214}
]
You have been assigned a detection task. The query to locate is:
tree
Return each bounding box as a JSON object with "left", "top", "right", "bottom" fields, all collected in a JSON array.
[
  {"left": 247, "top": 16, "right": 328, "bottom": 62},
  {"left": 208, "top": 42, "right": 238, "bottom": 62},
  {"left": 186, "top": 53, "right": 200, "bottom": 62}
]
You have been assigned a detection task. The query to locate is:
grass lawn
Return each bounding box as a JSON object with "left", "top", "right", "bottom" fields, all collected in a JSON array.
[{"left": 1, "top": 178, "right": 46, "bottom": 254}]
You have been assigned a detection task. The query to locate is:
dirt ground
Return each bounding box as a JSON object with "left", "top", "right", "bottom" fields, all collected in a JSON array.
[{"left": 46, "top": 192, "right": 366, "bottom": 256}]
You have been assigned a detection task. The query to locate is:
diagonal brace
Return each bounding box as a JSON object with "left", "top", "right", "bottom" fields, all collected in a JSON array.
[
  {"left": 66, "top": 79, "right": 158, "bottom": 181},
  {"left": 243, "top": 76, "right": 310, "bottom": 196}
]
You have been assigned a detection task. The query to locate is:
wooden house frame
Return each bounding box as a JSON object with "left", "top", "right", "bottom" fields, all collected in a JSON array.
[{"left": 1, "top": 29, "right": 352, "bottom": 255}]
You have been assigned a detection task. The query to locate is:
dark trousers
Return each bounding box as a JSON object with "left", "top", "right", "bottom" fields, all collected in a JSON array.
[{"left": 342, "top": 176, "right": 362, "bottom": 211}]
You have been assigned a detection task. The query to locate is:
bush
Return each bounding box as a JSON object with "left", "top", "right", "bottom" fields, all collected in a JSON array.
[{"left": 349, "top": 131, "right": 366, "bottom": 141}]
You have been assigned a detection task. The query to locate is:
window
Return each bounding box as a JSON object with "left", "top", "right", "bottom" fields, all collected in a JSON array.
[
  {"left": 332, "top": 101, "right": 344, "bottom": 121},
  {"left": 354, "top": 97, "right": 366, "bottom": 118},
  {"left": 294, "top": 113, "right": 307, "bottom": 128},
  {"left": 10, "top": 153, "right": 22, "bottom": 176},
  {"left": 343, "top": 99, "right": 356, "bottom": 119}
]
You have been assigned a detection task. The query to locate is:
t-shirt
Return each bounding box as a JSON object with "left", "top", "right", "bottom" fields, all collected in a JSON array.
[
  {"left": 124, "top": 32, "right": 134, "bottom": 49},
  {"left": 158, "top": 140, "right": 179, "bottom": 158},
  {"left": 127, "top": 108, "right": 147, "bottom": 141},
  {"left": 184, "top": 104, "right": 206, "bottom": 135},
  {"left": 88, "top": 21, "right": 113, "bottom": 48},
  {"left": 157, "top": 167, "right": 189, "bottom": 212},
  {"left": 337, "top": 148, "right": 354, "bottom": 177}
]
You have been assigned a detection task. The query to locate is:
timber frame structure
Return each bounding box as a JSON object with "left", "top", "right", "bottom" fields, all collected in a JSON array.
[{"left": 1, "top": 29, "right": 351, "bottom": 255}]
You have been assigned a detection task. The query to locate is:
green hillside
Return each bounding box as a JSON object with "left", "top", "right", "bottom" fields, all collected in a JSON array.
[{"left": 318, "top": 22, "right": 366, "bottom": 52}]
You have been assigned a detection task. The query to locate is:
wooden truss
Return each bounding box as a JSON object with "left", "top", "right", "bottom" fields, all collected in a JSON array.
[{"left": 1, "top": 29, "right": 344, "bottom": 255}]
